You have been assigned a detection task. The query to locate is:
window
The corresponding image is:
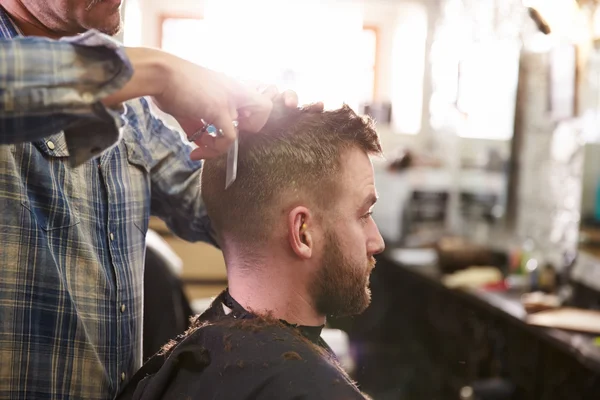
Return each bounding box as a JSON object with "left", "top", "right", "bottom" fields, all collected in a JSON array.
[
  {"left": 158, "top": 1, "right": 377, "bottom": 111},
  {"left": 122, "top": 0, "right": 142, "bottom": 46},
  {"left": 360, "top": 26, "right": 379, "bottom": 103},
  {"left": 455, "top": 40, "right": 521, "bottom": 140},
  {"left": 159, "top": 16, "right": 208, "bottom": 66},
  {"left": 391, "top": 2, "right": 428, "bottom": 135}
]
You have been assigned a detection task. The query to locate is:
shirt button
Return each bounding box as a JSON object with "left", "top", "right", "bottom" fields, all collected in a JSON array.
[
  {"left": 121, "top": 372, "right": 126, "bottom": 382},
  {"left": 120, "top": 304, "right": 126, "bottom": 313},
  {"left": 109, "top": 233, "right": 114, "bottom": 241},
  {"left": 82, "top": 92, "right": 94, "bottom": 103},
  {"left": 46, "top": 141, "right": 55, "bottom": 150}
]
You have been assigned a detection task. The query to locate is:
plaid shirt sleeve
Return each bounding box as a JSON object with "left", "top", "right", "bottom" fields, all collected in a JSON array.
[
  {"left": 0, "top": 29, "right": 133, "bottom": 166},
  {"left": 128, "top": 98, "right": 218, "bottom": 245}
]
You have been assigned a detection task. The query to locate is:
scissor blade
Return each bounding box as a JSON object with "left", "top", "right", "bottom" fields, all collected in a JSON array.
[{"left": 225, "top": 137, "right": 238, "bottom": 189}]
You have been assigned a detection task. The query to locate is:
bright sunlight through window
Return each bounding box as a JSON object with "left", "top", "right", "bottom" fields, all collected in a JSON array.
[{"left": 160, "top": 0, "right": 367, "bottom": 111}]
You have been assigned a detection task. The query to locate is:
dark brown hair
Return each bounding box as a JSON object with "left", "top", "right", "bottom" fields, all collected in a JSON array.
[{"left": 200, "top": 104, "right": 381, "bottom": 248}]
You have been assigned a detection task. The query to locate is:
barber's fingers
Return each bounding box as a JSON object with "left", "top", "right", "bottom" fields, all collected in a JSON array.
[
  {"left": 236, "top": 94, "right": 273, "bottom": 133},
  {"left": 281, "top": 90, "right": 299, "bottom": 108},
  {"left": 230, "top": 103, "right": 239, "bottom": 122},
  {"left": 261, "top": 85, "right": 280, "bottom": 100},
  {"left": 304, "top": 101, "right": 324, "bottom": 112},
  {"left": 211, "top": 112, "right": 238, "bottom": 154},
  {"left": 186, "top": 107, "right": 239, "bottom": 160},
  {"left": 189, "top": 117, "right": 237, "bottom": 161},
  {"left": 258, "top": 86, "right": 302, "bottom": 109},
  {"left": 190, "top": 145, "right": 221, "bottom": 161},
  {"left": 268, "top": 89, "right": 298, "bottom": 108},
  {"left": 272, "top": 89, "right": 323, "bottom": 112}
]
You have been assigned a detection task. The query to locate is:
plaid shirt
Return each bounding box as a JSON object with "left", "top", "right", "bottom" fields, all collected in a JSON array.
[{"left": 0, "top": 8, "right": 213, "bottom": 400}]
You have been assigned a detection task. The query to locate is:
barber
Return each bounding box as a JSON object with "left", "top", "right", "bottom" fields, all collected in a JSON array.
[{"left": 0, "top": 1, "right": 319, "bottom": 399}]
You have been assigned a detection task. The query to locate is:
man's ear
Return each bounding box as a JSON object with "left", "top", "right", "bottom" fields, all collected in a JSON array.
[{"left": 288, "top": 206, "right": 314, "bottom": 259}]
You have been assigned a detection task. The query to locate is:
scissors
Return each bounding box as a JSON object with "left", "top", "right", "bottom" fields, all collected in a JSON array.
[{"left": 188, "top": 119, "right": 239, "bottom": 189}]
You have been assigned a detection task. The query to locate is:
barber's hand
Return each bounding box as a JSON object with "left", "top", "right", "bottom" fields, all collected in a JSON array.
[
  {"left": 150, "top": 53, "right": 274, "bottom": 160},
  {"left": 106, "top": 49, "right": 324, "bottom": 160},
  {"left": 179, "top": 82, "right": 323, "bottom": 160},
  {"left": 260, "top": 85, "right": 325, "bottom": 113},
  {"left": 148, "top": 50, "right": 324, "bottom": 160}
]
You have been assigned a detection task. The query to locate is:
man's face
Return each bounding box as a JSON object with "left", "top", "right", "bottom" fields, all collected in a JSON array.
[
  {"left": 310, "top": 147, "right": 385, "bottom": 317},
  {"left": 25, "top": 0, "right": 122, "bottom": 35}
]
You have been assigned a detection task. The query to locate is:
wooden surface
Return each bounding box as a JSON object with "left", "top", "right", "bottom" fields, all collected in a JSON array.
[
  {"left": 527, "top": 307, "right": 600, "bottom": 335},
  {"left": 184, "top": 285, "right": 225, "bottom": 301},
  {"left": 579, "top": 226, "right": 600, "bottom": 258},
  {"left": 149, "top": 217, "right": 227, "bottom": 301}
]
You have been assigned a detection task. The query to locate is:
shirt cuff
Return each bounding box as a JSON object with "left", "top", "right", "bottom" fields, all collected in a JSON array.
[{"left": 60, "top": 29, "right": 133, "bottom": 166}]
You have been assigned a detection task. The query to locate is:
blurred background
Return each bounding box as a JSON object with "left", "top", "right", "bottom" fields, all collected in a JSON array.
[{"left": 127, "top": 0, "right": 600, "bottom": 399}]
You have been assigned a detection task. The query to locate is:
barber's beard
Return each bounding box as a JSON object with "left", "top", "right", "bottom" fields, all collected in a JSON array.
[
  {"left": 310, "top": 232, "right": 376, "bottom": 318},
  {"left": 84, "top": 0, "right": 122, "bottom": 35}
]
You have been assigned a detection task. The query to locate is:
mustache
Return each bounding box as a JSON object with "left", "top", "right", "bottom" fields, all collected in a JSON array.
[{"left": 367, "top": 257, "right": 376, "bottom": 273}]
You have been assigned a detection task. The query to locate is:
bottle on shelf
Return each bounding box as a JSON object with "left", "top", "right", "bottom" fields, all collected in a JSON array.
[{"left": 538, "top": 262, "right": 557, "bottom": 294}]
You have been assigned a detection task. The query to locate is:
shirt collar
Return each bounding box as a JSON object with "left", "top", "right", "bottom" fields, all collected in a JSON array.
[
  {"left": 0, "top": 6, "right": 21, "bottom": 39},
  {"left": 221, "top": 289, "right": 325, "bottom": 344}
]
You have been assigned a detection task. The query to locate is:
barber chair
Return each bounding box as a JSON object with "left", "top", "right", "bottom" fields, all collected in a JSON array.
[{"left": 143, "top": 230, "right": 194, "bottom": 361}]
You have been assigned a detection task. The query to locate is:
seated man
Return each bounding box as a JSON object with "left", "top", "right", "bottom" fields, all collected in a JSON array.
[{"left": 119, "top": 105, "right": 385, "bottom": 400}]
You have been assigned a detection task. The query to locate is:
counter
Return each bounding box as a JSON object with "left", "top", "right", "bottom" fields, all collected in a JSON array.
[{"left": 339, "top": 249, "right": 600, "bottom": 399}]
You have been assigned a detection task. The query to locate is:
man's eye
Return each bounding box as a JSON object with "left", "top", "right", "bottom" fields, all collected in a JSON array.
[{"left": 361, "top": 212, "right": 373, "bottom": 220}]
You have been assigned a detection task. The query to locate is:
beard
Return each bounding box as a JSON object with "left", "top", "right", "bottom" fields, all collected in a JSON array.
[
  {"left": 85, "top": 0, "right": 122, "bottom": 35},
  {"left": 310, "top": 232, "right": 376, "bottom": 318}
]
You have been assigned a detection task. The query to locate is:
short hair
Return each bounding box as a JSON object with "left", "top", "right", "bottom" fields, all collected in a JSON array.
[{"left": 200, "top": 104, "right": 382, "bottom": 249}]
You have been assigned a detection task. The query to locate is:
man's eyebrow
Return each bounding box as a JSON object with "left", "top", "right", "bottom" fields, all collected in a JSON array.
[{"left": 362, "top": 193, "right": 378, "bottom": 209}]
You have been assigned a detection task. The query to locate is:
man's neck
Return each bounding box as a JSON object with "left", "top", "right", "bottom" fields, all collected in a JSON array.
[
  {"left": 227, "top": 259, "right": 326, "bottom": 327},
  {"left": 1, "top": 1, "right": 63, "bottom": 38}
]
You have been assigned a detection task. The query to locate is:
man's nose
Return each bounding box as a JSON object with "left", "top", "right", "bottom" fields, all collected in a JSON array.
[{"left": 368, "top": 224, "right": 385, "bottom": 255}]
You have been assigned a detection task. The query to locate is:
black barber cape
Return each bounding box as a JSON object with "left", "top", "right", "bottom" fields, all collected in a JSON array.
[{"left": 118, "top": 290, "right": 368, "bottom": 400}]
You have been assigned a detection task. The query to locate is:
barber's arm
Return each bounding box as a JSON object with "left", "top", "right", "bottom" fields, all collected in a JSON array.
[
  {"left": 136, "top": 100, "right": 215, "bottom": 245},
  {"left": 0, "top": 30, "right": 132, "bottom": 161},
  {"left": 0, "top": 29, "right": 275, "bottom": 167},
  {"left": 140, "top": 89, "right": 308, "bottom": 246}
]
